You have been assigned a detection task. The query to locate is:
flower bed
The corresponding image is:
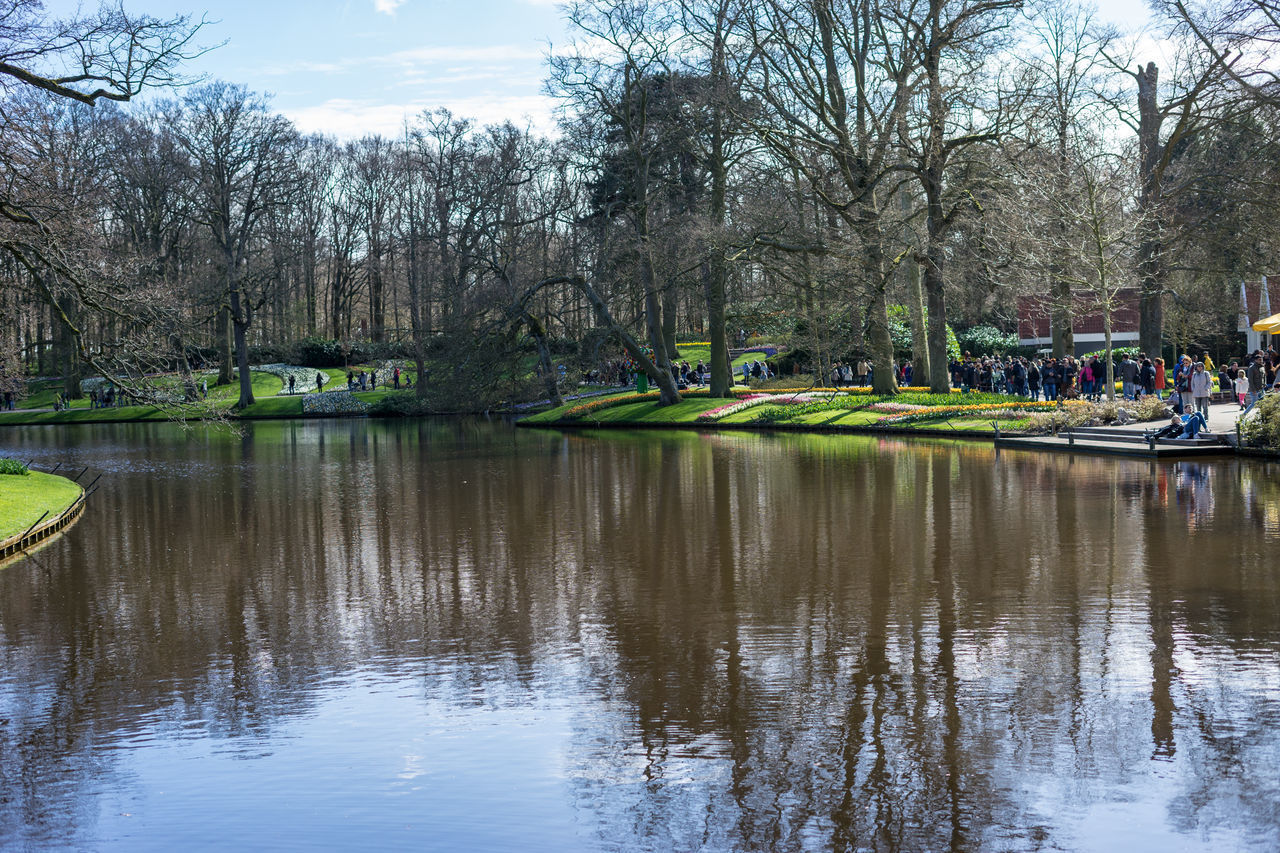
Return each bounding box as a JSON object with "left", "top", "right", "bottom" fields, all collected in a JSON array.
[
  {"left": 697, "top": 394, "right": 776, "bottom": 421},
  {"left": 563, "top": 392, "right": 661, "bottom": 419},
  {"left": 876, "top": 400, "right": 1084, "bottom": 426},
  {"left": 867, "top": 402, "right": 928, "bottom": 414},
  {"left": 562, "top": 386, "right": 771, "bottom": 419},
  {"left": 257, "top": 363, "right": 316, "bottom": 392},
  {"left": 302, "top": 391, "right": 368, "bottom": 415}
]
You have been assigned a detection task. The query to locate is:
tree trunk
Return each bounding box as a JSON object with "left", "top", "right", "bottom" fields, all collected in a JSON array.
[
  {"left": 1051, "top": 277, "right": 1074, "bottom": 358},
  {"left": 703, "top": 254, "right": 732, "bottom": 397},
  {"left": 898, "top": 182, "right": 930, "bottom": 384},
  {"left": 1136, "top": 62, "right": 1165, "bottom": 355},
  {"left": 861, "top": 211, "right": 897, "bottom": 395},
  {"left": 1104, "top": 312, "right": 1115, "bottom": 401},
  {"left": 229, "top": 275, "right": 255, "bottom": 408},
  {"left": 704, "top": 132, "right": 733, "bottom": 397},
  {"left": 216, "top": 305, "right": 233, "bottom": 386},
  {"left": 907, "top": 259, "right": 930, "bottom": 385},
  {"left": 567, "top": 275, "right": 681, "bottom": 405},
  {"left": 868, "top": 280, "right": 897, "bottom": 395},
  {"left": 662, "top": 281, "right": 679, "bottom": 361},
  {"left": 524, "top": 312, "right": 563, "bottom": 409},
  {"left": 923, "top": 254, "right": 950, "bottom": 394}
]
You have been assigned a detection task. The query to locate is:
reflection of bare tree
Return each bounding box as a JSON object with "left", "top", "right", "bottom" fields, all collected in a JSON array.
[{"left": 2, "top": 424, "right": 1280, "bottom": 849}]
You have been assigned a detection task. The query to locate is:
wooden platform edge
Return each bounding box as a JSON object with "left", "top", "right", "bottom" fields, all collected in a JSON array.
[{"left": 994, "top": 435, "right": 1236, "bottom": 458}]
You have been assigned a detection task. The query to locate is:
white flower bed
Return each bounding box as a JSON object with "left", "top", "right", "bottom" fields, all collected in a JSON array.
[
  {"left": 256, "top": 363, "right": 316, "bottom": 392},
  {"left": 302, "top": 391, "right": 368, "bottom": 415}
]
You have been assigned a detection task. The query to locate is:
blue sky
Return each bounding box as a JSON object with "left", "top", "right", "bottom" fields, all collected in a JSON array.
[{"left": 44, "top": 0, "right": 1156, "bottom": 139}]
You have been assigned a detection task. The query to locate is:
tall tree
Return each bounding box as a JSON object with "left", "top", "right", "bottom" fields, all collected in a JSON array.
[
  {"left": 552, "top": 0, "right": 683, "bottom": 405},
  {"left": 172, "top": 82, "right": 300, "bottom": 408},
  {"left": 0, "top": 0, "right": 203, "bottom": 397},
  {"left": 896, "top": 0, "right": 1023, "bottom": 391},
  {"left": 741, "top": 0, "right": 916, "bottom": 394}
]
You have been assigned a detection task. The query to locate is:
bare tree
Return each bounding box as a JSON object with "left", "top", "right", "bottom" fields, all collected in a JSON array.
[
  {"left": 1159, "top": 0, "right": 1280, "bottom": 105},
  {"left": 171, "top": 82, "right": 301, "bottom": 408},
  {"left": 0, "top": 0, "right": 204, "bottom": 399},
  {"left": 739, "top": 0, "right": 919, "bottom": 394},
  {"left": 894, "top": 0, "right": 1024, "bottom": 392},
  {"left": 1100, "top": 14, "right": 1245, "bottom": 354},
  {"left": 1020, "top": 0, "right": 1110, "bottom": 357},
  {"left": 551, "top": 0, "right": 683, "bottom": 405}
]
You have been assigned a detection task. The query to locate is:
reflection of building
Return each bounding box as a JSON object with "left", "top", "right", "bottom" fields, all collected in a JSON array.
[
  {"left": 1239, "top": 277, "right": 1274, "bottom": 353},
  {"left": 1017, "top": 289, "right": 1140, "bottom": 356}
]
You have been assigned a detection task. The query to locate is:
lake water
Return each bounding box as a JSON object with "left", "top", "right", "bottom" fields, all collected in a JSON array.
[{"left": 1, "top": 419, "right": 1279, "bottom": 851}]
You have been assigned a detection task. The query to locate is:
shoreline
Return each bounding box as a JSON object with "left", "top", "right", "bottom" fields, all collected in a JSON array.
[
  {"left": 2, "top": 393, "right": 1276, "bottom": 460},
  {"left": 519, "top": 416, "right": 1273, "bottom": 458}
]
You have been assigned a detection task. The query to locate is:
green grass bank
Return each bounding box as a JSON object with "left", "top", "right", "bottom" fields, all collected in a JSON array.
[{"left": 0, "top": 470, "right": 83, "bottom": 541}]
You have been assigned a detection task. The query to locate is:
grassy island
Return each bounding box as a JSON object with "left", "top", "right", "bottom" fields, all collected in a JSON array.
[
  {"left": 0, "top": 469, "right": 83, "bottom": 541},
  {"left": 519, "top": 386, "right": 1173, "bottom": 437}
]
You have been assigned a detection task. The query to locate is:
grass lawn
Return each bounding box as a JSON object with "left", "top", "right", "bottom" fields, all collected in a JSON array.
[
  {"left": 0, "top": 405, "right": 170, "bottom": 425},
  {"left": 237, "top": 396, "right": 304, "bottom": 418},
  {"left": 0, "top": 470, "right": 82, "bottom": 540},
  {"left": 204, "top": 371, "right": 284, "bottom": 402},
  {"left": 829, "top": 410, "right": 884, "bottom": 427},
  {"left": 675, "top": 344, "right": 779, "bottom": 372},
  {"left": 580, "top": 399, "right": 725, "bottom": 423}
]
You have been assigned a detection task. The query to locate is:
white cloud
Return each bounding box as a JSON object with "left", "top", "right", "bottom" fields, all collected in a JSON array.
[
  {"left": 253, "top": 45, "right": 543, "bottom": 78},
  {"left": 283, "top": 93, "right": 558, "bottom": 140},
  {"left": 379, "top": 45, "right": 543, "bottom": 65},
  {"left": 374, "top": 0, "right": 406, "bottom": 14}
]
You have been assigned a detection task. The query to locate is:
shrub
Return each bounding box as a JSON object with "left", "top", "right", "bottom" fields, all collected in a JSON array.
[
  {"left": 1129, "top": 395, "right": 1171, "bottom": 421},
  {"left": 367, "top": 393, "right": 433, "bottom": 418},
  {"left": 293, "top": 338, "right": 348, "bottom": 367},
  {"left": 1242, "top": 394, "right": 1280, "bottom": 450},
  {"left": 0, "top": 458, "right": 29, "bottom": 475},
  {"left": 1079, "top": 346, "right": 1139, "bottom": 362}
]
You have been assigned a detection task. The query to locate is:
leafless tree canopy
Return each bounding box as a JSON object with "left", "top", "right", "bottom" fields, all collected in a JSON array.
[{"left": 2, "top": 0, "right": 1280, "bottom": 408}]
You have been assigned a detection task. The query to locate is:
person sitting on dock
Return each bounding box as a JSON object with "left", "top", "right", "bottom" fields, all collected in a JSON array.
[{"left": 1156, "top": 411, "right": 1209, "bottom": 441}]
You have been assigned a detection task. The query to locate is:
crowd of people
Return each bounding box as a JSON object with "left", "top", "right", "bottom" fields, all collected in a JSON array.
[{"left": 586, "top": 345, "right": 1280, "bottom": 414}]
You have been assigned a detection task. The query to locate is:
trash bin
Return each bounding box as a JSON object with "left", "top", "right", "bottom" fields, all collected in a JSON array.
[{"left": 636, "top": 372, "right": 648, "bottom": 393}]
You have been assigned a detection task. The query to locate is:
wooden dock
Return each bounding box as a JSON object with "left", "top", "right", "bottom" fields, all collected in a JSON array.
[{"left": 996, "top": 425, "right": 1236, "bottom": 458}]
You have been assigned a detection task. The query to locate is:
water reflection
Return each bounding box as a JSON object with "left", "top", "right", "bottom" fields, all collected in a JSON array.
[{"left": 0, "top": 421, "right": 1278, "bottom": 851}]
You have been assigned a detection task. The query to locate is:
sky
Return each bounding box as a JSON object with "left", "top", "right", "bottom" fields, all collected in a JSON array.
[{"left": 44, "top": 0, "right": 1159, "bottom": 139}]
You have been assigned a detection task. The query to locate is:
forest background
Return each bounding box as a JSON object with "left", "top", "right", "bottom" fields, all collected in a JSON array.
[{"left": 3, "top": 0, "right": 1280, "bottom": 411}]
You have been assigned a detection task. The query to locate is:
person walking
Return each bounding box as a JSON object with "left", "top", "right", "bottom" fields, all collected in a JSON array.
[
  {"left": 1119, "top": 354, "right": 1138, "bottom": 400},
  {"left": 1139, "top": 358, "right": 1156, "bottom": 399},
  {"left": 1246, "top": 353, "right": 1266, "bottom": 407},
  {"left": 1173, "top": 356, "right": 1194, "bottom": 413},
  {"left": 1043, "top": 358, "right": 1060, "bottom": 401},
  {"left": 1154, "top": 357, "right": 1166, "bottom": 400},
  {"left": 316, "top": 372, "right": 325, "bottom": 393},
  {"left": 1234, "top": 369, "right": 1249, "bottom": 409}
]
